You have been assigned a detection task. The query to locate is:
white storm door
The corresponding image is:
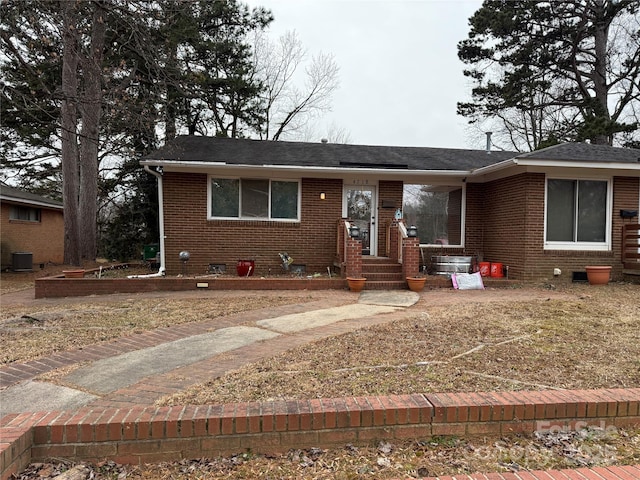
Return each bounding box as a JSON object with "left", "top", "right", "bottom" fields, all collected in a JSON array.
[{"left": 344, "top": 185, "right": 377, "bottom": 256}]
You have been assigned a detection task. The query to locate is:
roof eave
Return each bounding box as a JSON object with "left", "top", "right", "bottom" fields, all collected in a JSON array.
[
  {"left": 470, "top": 158, "right": 640, "bottom": 177},
  {"left": 140, "top": 159, "right": 472, "bottom": 178},
  {"left": 470, "top": 158, "right": 517, "bottom": 177},
  {"left": 0, "top": 195, "right": 64, "bottom": 210},
  {"left": 513, "top": 159, "right": 640, "bottom": 171}
]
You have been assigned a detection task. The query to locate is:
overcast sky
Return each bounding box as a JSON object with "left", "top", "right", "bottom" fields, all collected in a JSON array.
[{"left": 248, "top": 0, "right": 485, "bottom": 150}]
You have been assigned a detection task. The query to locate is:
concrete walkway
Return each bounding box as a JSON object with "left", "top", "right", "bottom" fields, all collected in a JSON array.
[{"left": 0, "top": 290, "right": 416, "bottom": 417}]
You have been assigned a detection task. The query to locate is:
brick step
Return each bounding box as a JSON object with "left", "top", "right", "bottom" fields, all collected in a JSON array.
[
  {"left": 362, "top": 272, "right": 405, "bottom": 281},
  {"left": 362, "top": 257, "right": 405, "bottom": 289},
  {"left": 361, "top": 256, "right": 396, "bottom": 264},
  {"left": 364, "top": 280, "right": 406, "bottom": 290},
  {"left": 362, "top": 264, "right": 403, "bottom": 274}
]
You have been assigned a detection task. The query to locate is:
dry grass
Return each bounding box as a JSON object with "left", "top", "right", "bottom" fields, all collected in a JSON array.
[
  {"left": 160, "top": 283, "right": 640, "bottom": 405},
  {"left": 0, "top": 295, "right": 306, "bottom": 365},
  {"left": 0, "top": 264, "right": 319, "bottom": 365},
  {"left": 3, "top": 271, "right": 639, "bottom": 479}
]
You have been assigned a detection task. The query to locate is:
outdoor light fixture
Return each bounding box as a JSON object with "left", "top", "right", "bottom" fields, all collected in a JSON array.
[
  {"left": 349, "top": 224, "right": 360, "bottom": 239},
  {"left": 407, "top": 225, "right": 418, "bottom": 238},
  {"left": 179, "top": 251, "right": 190, "bottom": 276},
  {"left": 320, "top": 192, "right": 326, "bottom": 200}
]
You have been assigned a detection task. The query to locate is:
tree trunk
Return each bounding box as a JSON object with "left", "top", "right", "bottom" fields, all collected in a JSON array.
[
  {"left": 165, "top": 43, "right": 178, "bottom": 140},
  {"left": 78, "top": 0, "right": 106, "bottom": 261},
  {"left": 592, "top": 0, "right": 611, "bottom": 145},
  {"left": 61, "top": 0, "right": 81, "bottom": 266}
]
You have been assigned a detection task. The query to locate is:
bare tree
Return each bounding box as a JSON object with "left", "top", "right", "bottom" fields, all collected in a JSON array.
[
  {"left": 253, "top": 30, "right": 339, "bottom": 141},
  {"left": 59, "top": 0, "right": 106, "bottom": 265},
  {"left": 300, "top": 121, "right": 352, "bottom": 144}
]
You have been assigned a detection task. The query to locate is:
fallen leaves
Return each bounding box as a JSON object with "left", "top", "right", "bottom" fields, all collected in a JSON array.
[{"left": 16, "top": 426, "right": 640, "bottom": 479}]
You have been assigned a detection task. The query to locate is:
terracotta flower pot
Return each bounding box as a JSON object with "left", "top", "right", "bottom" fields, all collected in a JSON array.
[
  {"left": 63, "top": 269, "right": 85, "bottom": 278},
  {"left": 346, "top": 277, "right": 366, "bottom": 292},
  {"left": 406, "top": 276, "right": 426, "bottom": 292},
  {"left": 585, "top": 265, "right": 611, "bottom": 285}
]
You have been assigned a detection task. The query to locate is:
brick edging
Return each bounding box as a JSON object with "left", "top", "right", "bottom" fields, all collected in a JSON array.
[
  {"left": 421, "top": 465, "right": 640, "bottom": 480},
  {"left": 1, "top": 388, "right": 639, "bottom": 479}
]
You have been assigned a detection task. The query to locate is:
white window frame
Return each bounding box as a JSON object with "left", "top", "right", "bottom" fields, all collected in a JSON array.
[
  {"left": 543, "top": 175, "right": 612, "bottom": 251},
  {"left": 403, "top": 183, "right": 466, "bottom": 249},
  {"left": 208, "top": 176, "right": 301, "bottom": 222}
]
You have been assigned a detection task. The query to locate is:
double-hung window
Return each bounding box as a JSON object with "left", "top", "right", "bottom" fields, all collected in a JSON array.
[
  {"left": 545, "top": 178, "right": 611, "bottom": 250},
  {"left": 209, "top": 177, "right": 299, "bottom": 221},
  {"left": 9, "top": 206, "right": 41, "bottom": 222}
]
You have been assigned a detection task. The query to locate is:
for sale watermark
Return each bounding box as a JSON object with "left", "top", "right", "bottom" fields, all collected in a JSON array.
[{"left": 462, "top": 421, "right": 621, "bottom": 470}]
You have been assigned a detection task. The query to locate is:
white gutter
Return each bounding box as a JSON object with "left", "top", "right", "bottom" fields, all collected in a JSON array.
[
  {"left": 471, "top": 157, "right": 640, "bottom": 177},
  {"left": 512, "top": 158, "right": 640, "bottom": 171},
  {"left": 128, "top": 165, "right": 166, "bottom": 278},
  {"left": 470, "top": 158, "right": 518, "bottom": 176},
  {"left": 140, "top": 160, "right": 471, "bottom": 178}
]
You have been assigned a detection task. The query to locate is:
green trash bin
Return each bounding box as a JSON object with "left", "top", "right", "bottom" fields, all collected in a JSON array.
[{"left": 143, "top": 244, "right": 159, "bottom": 261}]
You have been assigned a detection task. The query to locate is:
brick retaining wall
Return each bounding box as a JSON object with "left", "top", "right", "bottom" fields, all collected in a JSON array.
[
  {"left": 35, "top": 276, "right": 348, "bottom": 299},
  {"left": 34, "top": 274, "right": 517, "bottom": 299},
  {"left": 2, "top": 389, "right": 639, "bottom": 479}
]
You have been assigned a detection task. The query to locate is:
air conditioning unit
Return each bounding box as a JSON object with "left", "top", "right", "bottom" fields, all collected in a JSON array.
[{"left": 12, "top": 252, "right": 33, "bottom": 272}]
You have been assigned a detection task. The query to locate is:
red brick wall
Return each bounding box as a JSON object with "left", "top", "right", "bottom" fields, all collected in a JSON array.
[
  {"left": 162, "top": 173, "right": 343, "bottom": 276},
  {"left": 378, "top": 181, "right": 404, "bottom": 256},
  {"left": 465, "top": 174, "right": 640, "bottom": 283},
  {"left": 463, "top": 183, "right": 484, "bottom": 256},
  {"left": 475, "top": 174, "right": 530, "bottom": 280},
  {"left": 0, "top": 203, "right": 64, "bottom": 268},
  {"left": 161, "top": 172, "right": 638, "bottom": 282},
  {"left": 527, "top": 175, "right": 638, "bottom": 283},
  {"left": 447, "top": 188, "right": 462, "bottom": 245}
]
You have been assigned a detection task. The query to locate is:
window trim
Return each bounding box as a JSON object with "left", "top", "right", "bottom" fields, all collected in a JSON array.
[
  {"left": 208, "top": 175, "right": 301, "bottom": 222},
  {"left": 543, "top": 176, "right": 612, "bottom": 251},
  {"left": 9, "top": 205, "right": 41, "bottom": 223},
  {"left": 403, "top": 183, "right": 466, "bottom": 249}
]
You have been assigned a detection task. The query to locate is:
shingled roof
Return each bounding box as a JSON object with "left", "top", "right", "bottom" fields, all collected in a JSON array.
[
  {"left": 142, "top": 136, "right": 640, "bottom": 172},
  {"left": 0, "top": 184, "right": 63, "bottom": 209},
  {"left": 143, "top": 136, "right": 518, "bottom": 171},
  {"left": 518, "top": 142, "right": 640, "bottom": 164}
]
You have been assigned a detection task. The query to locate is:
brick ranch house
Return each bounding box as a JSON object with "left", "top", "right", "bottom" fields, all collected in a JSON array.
[
  {"left": 0, "top": 184, "right": 64, "bottom": 270},
  {"left": 140, "top": 136, "right": 640, "bottom": 284}
]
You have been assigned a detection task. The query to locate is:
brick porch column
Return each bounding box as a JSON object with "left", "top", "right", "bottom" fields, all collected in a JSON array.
[
  {"left": 402, "top": 237, "right": 420, "bottom": 278},
  {"left": 388, "top": 222, "right": 400, "bottom": 262},
  {"left": 345, "top": 238, "right": 363, "bottom": 278}
]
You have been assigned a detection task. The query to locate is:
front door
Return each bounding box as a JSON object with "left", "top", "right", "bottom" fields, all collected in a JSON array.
[{"left": 344, "top": 186, "right": 377, "bottom": 255}]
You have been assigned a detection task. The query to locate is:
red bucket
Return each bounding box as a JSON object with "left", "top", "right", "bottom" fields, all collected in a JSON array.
[
  {"left": 490, "top": 262, "right": 504, "bottom": 277},
  {"left": 237, "top": 260, "right": 255, "bottom": 277},
  {"left": 479, "top": 262, "right": 491, "bottom": 277}
]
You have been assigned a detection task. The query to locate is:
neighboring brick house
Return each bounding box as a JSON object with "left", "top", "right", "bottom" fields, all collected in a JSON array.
[
  {"left": 141, "top": 137, "right": 640, "bottom": 283},
  {"left": 0, "top": 184, "right": 64, "bottom": 269}
]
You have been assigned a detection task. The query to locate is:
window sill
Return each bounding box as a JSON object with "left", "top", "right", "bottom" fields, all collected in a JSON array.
[{"left": 543, "top": 249, "right": 613, "bottom": 258}]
